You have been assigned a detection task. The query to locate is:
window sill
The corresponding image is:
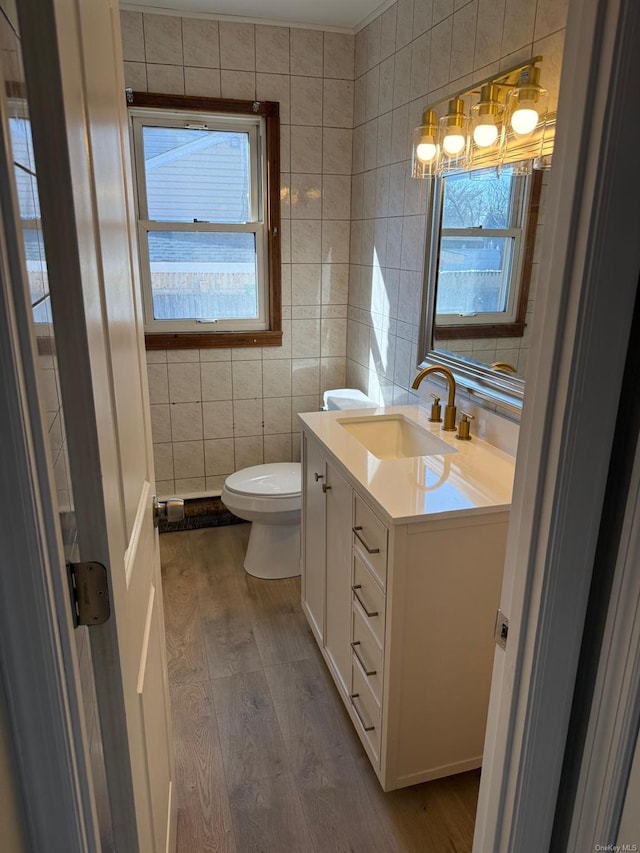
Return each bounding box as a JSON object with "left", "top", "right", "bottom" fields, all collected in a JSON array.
[
  {"left": 144, "top": 330, "right": 283, "bottom": 350},
  {"left": 434, "top": 321, "right": 526, "bottom": 340}
]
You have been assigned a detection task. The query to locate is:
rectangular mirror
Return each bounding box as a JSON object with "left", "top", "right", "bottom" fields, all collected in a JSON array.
[{"left": 417, "top": 64, "right": 554, "bottom": 414}]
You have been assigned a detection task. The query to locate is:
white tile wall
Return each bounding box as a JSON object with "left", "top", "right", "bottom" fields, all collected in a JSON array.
[
  {"left": 346, "top": 0, "right": 567, "bottom": 409},
  {"left": 120, "top": 11, "right": 354, "bottom": 494},
  {"left": 122, "top": 3, "right": 567, "bottom": 496}
]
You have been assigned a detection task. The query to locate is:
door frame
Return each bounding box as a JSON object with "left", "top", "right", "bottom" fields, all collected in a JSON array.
[
  {"left": 474, "top": 0, "right": 640, "bottom": 848},
  {"left": 2, "top": 1, "right": 640, "bottom": 852},
  {"left": 565, "top": 409, "right": 640, "bottom": 849}
]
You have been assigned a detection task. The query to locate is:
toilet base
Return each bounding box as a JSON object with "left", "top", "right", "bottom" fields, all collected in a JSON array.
[{"left": 244, "top": 520, "right": 301, "bottom": 579}]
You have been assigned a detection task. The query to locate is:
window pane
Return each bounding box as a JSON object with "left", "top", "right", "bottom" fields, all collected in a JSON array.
[
  {"left": 9, "top": 115, "right": 36, "bottom": 173},
  {"left": 435, "top": 236, "right": 514, "bottom": 315},
  {"left": 9, "top": 118, "right": 49, "bottom": 310},
  {"left": 441, "top": 167, "right": 514, "bottom": 229},
  {"left": 147, "top": 231, "right": 258, "bottom": 321},
  {"left": 142, "top": 126, "right": 251, "bottom": 223},
  {"left": 24, "top": 228, "right": 49, "bottom": 308}
]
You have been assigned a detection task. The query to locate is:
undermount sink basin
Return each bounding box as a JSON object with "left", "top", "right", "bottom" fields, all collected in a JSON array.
[{"left": 337, "top": 414, "right": 457, "bottom": 460}]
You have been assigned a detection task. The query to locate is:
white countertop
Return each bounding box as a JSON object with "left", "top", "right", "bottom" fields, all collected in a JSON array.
[{"left": 298, "top": 405, "right": 516, "bottom": 525}]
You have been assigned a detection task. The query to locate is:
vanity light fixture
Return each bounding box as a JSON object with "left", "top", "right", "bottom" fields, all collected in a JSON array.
[
  {"left": 506, "top": 65, "right": 548, "bottom": 137},
  {"left": 411, "top": 57, "right": 552, "bottom": 179},
  {"left": 438, "top": 98, "right": 469, "bottom": 170},
  {"left": 471, "top": 84, "right": 503, "bottom": 149},
  {"left": 441, "top": 98, "right": 468, "bottom": 155},
  {"left": 411, "top": 108, "right": 439, "bottom": 178},
  {"left": 469, "top": 83, "right": 505, "bottom": 169}
]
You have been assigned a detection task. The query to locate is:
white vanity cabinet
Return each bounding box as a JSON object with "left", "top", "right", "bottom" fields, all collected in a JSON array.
[
  {"left": 300, "top": 426, "right": 509, "bottom": 792},
  {"left": 301, "top": 434, "right": 326, "bottom": 644},
  {"left": 301, "top": 433, "right": 353, "bottom": 695}
]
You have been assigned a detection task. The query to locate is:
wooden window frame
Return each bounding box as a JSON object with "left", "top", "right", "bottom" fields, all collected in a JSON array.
[
  {"left": 127, "top": 91, "right": 282, "bottom": 350},
  {"left": 433, "top": 168, "right": 542, "bottom": 341}
]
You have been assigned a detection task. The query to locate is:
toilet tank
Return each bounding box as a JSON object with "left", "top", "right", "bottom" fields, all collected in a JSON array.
[{"left": 322, "top": 388, "right": 378, "bottom": 411}]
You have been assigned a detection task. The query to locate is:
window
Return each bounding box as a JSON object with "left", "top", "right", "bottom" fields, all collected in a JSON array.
[
  {"left": 128, "top": 93, "right": 281, "bottom": 349},
  {"left": 9, "top": 109, "right": 49, "bottom": 324},
  {"left": 428, "top": 165, "right": 541, "bottom": 340}
]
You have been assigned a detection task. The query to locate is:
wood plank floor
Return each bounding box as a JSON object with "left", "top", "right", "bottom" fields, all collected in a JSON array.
[{"left": 161, "top": 524, "right": 480, "bottom": 853}]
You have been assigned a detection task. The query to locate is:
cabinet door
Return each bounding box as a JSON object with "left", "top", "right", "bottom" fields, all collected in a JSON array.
[
  {"left": 324, "top": 462, "right": 353, "bottom": 694},
  {"left": 302, "top": 434, "right": 326, "bottom": 643}
]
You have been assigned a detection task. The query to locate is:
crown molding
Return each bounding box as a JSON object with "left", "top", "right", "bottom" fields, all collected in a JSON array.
[
  {"left": 353, "top": 0, "right": 394, "bottom": 33},
  {"left": 119, "top": 2, "right": 363, "bottom": 33}
]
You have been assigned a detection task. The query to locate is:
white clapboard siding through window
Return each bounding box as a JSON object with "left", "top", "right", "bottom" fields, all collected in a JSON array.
[{"left": 143, "top": 128, "right": 250, "bottom": 224}]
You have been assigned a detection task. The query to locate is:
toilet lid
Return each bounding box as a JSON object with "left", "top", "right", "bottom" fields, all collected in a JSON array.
[{"left": 224, "top": 463, "right": 301, "bottom": 498}]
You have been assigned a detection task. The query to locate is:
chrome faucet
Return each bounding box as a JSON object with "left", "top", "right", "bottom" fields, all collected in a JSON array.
[{"left": 411, "top": 365, "right": 457, "bottom": 431}]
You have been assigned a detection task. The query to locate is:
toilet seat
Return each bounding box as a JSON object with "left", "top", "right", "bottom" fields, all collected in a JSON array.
[
  {"left": 224, "top": 462, "right": 301, "bottom": 499},
  {"left": 222, "top": 462, "right": 302, "bottom": 524}
]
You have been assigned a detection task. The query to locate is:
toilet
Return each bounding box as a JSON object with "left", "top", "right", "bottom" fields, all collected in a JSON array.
[
  {"left": 222, "top": 463, "right": 302, "bottom": 579},
  {"left": 222, "top": 389, "right": 377, "bottom": 580}
]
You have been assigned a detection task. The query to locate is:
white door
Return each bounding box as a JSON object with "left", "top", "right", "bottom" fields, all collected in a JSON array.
[{"left": 17, "top": 0, "right": 176, "bottom": 849}]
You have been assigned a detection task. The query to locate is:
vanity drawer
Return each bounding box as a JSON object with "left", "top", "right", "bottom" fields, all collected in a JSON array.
[
  {"left": 350, "top": 660, "right": 381, "bottom": 763},
  {"left": 352, "top": 604, "right": 383, "bottom": 703},
  {"left": 353, "top": 494, "right": 388, "bottom": 588},
  {"left": 352, "top": 550, "right": 385, "bottom": 647}
]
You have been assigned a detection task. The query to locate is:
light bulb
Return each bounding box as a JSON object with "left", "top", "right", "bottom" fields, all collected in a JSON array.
[
  {"left": 511, "top": 105, "right": 539, "bottom": 135},
  {"left": 443, "top": 133, "right": 465, "bottom": 156},
  {"left": 473, "top": 122, "right": 498, "bottom": 148},
  {"left": 416, "top": 141, "right": 437, "bottom": 162}
]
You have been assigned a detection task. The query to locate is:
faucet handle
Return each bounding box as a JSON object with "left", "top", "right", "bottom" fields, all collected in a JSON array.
[
  {"left": 429, "top": 393, "right": 442, "bottom": 423},
  {"left": 456, "top": 411, "right": 474, "bottom": 441}
]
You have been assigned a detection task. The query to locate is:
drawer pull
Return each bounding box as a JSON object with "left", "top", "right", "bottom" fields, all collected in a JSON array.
[
  {"left": 351, "top": 641, "right": 377, "bottom": 676},
  {"left": 352, "top": 584, "right": 379, "bottom": 618},
  {"left": 314, "top": 472, "right": 324, "bottom": 481},
  {"left": 352, "top": 526, "right": 380, "bottom": 554},
  {"left": 350, "top": 693, "right": 375, "bottom": 732}
]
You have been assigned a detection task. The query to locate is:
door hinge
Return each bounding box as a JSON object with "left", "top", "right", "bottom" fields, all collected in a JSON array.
[
  {"left": 494, "top": 609, "right": 509, "bottom": 650},
  {"left": 67, "top": 561, "right": 110, "bottom": 628},
  {"left": 125, "top": 87, "right": 133, "bottom": 104}
]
